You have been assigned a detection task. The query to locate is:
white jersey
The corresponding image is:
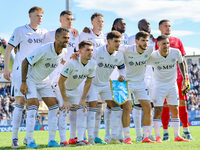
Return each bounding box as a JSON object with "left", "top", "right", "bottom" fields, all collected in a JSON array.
[
  {"left": 26, "top": 43, "right": 67, "bottom": 83},
  {"left": 121, "top": 45, "right": 154, "bottom": 82},
  {"left": 60, "top": 57, "right": 96, "bottom": 90},
  {"left": 42, "top": 29, "right": 79, "bottom": 81},
  {"left": 92, "top": 45, "right": 125, "bottom": 85},
  {"left": 147, "top": 48, "right": 183, "bottom": 86},
  {"left": 128, "top": 34, "right": 155, "bottom": 47},
  {"left": 79, "top": 28, "right": 106, "bottom": 49},
  {"left": 8, "top": 24, "right": 47, "bottom": 71},
  {"left": 120, "top": 33, "right": 129, "bottom": 45}
]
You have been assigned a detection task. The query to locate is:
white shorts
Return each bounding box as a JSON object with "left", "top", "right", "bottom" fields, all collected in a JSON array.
[
  {"left": 128, "top": 80, "right": 150, "bottom": 104},
  {"left": 152, "top": 84, "right": 178, "bottom": 107},
  {"left": 51, "top": 82, "right": 81, "bottom": 108},
  {"left": 26, "top": 79, "right": 56, "bottom": 100},
  {"left": 86, "top": 83, "right": 112, "bottom": 103},
  {"left": 11, "top": 69, "right": 24, "bottom": 97}
]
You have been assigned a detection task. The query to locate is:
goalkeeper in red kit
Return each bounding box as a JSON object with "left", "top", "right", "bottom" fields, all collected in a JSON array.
[{"left": 155, "top": 19, "right": 193, "bottom": 141}]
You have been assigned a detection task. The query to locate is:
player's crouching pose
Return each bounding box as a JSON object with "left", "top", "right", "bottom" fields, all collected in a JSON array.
[
  {"left": 20, "top": 28, "right": 69, "bottom": 149},
  {"left": 58, "top": 41, "right": 96, "bottom": 146},
  {"left": 148, "top": 35, "right": 189, "bottom": 143}
]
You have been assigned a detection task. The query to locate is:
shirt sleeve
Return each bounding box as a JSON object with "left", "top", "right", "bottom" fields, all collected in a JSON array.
[
  {"left": 60, "top": 61, "right": 73, "bottom": 78},
  {"left": 8, "top": 28, "right": 21, "bottom": 47},
  {"left": 26, "top": 46, "right": 44, "bottom": 66},
  {"left": 177, "top": 50, "right": 183, "bottom": 63}
]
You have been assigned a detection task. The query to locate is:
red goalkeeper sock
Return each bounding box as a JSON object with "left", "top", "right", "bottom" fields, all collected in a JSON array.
[
  {"left": 161, "top": 107, "right": 170, "bottom": 129},
  {"left": 179, "top": 106, "right": 188, "bottom": 127}
]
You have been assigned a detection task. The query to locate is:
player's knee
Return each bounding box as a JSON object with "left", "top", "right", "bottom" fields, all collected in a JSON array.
[
  {"left": 89, "top": 101, "right": 98, "bottom": 108},
  {"left": 15, "top": 96, "right": 25, "bottom": 105},
  {"left": 154, "top": 107, "right": 162, "bottom": 119},
  {"left": 123, "top": 102, "right": 132, "bottom": 113}
]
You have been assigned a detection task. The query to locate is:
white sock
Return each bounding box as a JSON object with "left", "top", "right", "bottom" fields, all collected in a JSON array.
[
  {"left": 12, "top": 104, "right": 24, "bottom": 140},
  {"left": 77, "top": 106, "right": 87, "bottom": 142},
  {"left": 26, "top": 106, "right": 37, "bottom": 145},
  {"left": 58, "top": 109, "right": 67, "bottom": 142},
  {"left": 117, "top": 109, "right": 123, "bottom": 139},
  {"left": 94, "top": 104, "right": 102, "bottom": 138},
  {"left": 171, "top": 118, "right": 180, "bottom": 138},
  {"left": 149, "top": 108, "right": 154, "bottom": 136},
  {"left": 87, "top": 107, "right": 97, "bottom": 139},
  {"left": 183, "top": 127, "right": 189, "bottom": 133},
  {"left": 69, "top": 108, "right": 77, "bottom": 139},
  {"left": 104, "top": 106, "right": 111, "bottom": 139},
  {"left": 153, "top": 119, "right": 161, "bottom": 138},
  {"left": 123, "top": 127, "right": 130, "bottom": 139},
  {"left": 143, "top": 126, "right": 150, "bottom": 139},
  {"left": 110, "top": 107, "right": 121, "bottom": 139},
  {"left": 48, "top": 105, "right": 58, "bottom": 142},
  {"left": 163, "top": 129, "right": 168, "bottom": 134},
  {"left": 132, "top": 106, "right": 142, "bottom": 137}
]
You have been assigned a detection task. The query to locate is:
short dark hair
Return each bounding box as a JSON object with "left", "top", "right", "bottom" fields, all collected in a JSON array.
[
  {"left": 135, "top": 31, "right": 149, "bottom": 40},
  {"left": 111, "top": 18, "right": 124, "bottom": 31},
  {"left": 91, "top": 12, "right": 103, "bottom": 21},
  {"left": 159, "top": 19, "right": 170, "bottom": 27},
  {"left": 55, "top": 28, "right": 69, "bottom": 37},
  {"left": 107, "top": 31, "right": 122, "bottom": 40},
  {"left": 157, "top": 35, "right": 168, "bottom": 42},
  {"left": 29, "top": 6, "right": 44, "bottom": 14},
  {"left": 60, "top": 10, "right": 73, "bottom": 18},
  {"left": 79, "top": 41, "right": 93, "bottom": 49}
]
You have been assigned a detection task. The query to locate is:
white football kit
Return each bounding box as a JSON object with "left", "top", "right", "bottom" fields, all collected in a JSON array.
[
  {"left": 128, "top": 34, "right": 155, "bottom": 92},
  {"left": 121, "top": 45, "right": 154, "bottom": 104},
  {"left": 8, "top": 24, "right": 47, "bottom": 97},
  {"left": 79, "top": 28, "right": 106, "bottom": 49},
  {"left": 25, "top": 42, "right": 67, "bottom": 99},
  {"left": 58, "top": 58, "right": 96, "bottom": 107},
  {"left": 109, "top": 33, "right": 129, "bottom": 80},
  {"left": 86, "top": 45, "right": 125, "bottom": 102},
  {"left": 148, "top": 48, "right": 183, "bottom": 106},
  {"left": 43, "top": 29, "right": 79, "bottom": 81}
]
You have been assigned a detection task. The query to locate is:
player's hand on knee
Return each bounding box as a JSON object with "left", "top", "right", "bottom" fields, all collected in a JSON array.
[
  {"left": 20, "top": 82, "right": 28, "bottom": 95},
  {"left": 78, "top": 99, "right": 88, "bottom": 112},
  {"left": 61, "top": 101, "right": 70, "bottom": 113},
  {"left": 118, "top": 75, "right": 125, "bottom": 82}
]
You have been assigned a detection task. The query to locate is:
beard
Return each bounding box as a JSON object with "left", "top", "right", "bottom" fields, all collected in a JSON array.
[
  {"left": 117, "top": 27, "right": 125, "bottom": 34},
  {"left": 141, "top": 27, "right": 151, "bottom": 34},
  {"left": 139, "top": 44, "right": 147, "bottom": 50}
]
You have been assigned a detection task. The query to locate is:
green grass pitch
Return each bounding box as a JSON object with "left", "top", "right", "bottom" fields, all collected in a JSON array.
[{"left": 0, "top": 126, "right": 199, "bottom": 150}]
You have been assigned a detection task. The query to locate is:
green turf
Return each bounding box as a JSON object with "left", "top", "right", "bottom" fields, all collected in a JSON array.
[
  {"left": 0, "top": 46, "right": 13, "bottom": 72},
  {"left": 0, "top": 126, "right": 199, "bottom": 150}
]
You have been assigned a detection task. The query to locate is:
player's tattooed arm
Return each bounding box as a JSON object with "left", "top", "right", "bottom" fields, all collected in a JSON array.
[
  {"left": 182, "top": 56, "right": 188, "bottom": 74},
  {"left": 179, "top": 62, "right": 186, "bottom": 79},
  {"left": 20, "top": 59, "right": 29, "bottom": 95},
  {"left": 21, "top": 59, "right": 29, "bottom": 82}
]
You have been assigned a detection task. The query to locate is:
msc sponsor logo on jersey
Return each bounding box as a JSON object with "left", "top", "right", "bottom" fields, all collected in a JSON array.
[
  {"left": 45, "top": 63, "right": 57, "bottom": 68},
  {"left": 98, "top": 62, "right": 117, "bottom": 69},
  {"left": 73, "top": 74, "right": 87, "bottom": 79},
  {"left": 30, "top": 55, "right": 35, "bottom": 60},
  {"left": 27, "top": 38, "right": 43, "bottom": 44},
  {"left": 68, "top": 42, "right": 76, "bottom": 48},
  {"left": 121, "top": 40, "right": 128, "bottom": 45},
  {"left": 157, "top": 64, "right": 175, "bottom": 70},
  {"left": 128, "top": 60, "right": 147, "bottom": 66},
  {"left": 64, "top": 68, "right": 69, "bottom": 74}
]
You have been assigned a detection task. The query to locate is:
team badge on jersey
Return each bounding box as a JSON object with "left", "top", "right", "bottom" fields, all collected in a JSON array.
[{"left": 109, "top": 79, "right": 129, "bottom": 105}]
